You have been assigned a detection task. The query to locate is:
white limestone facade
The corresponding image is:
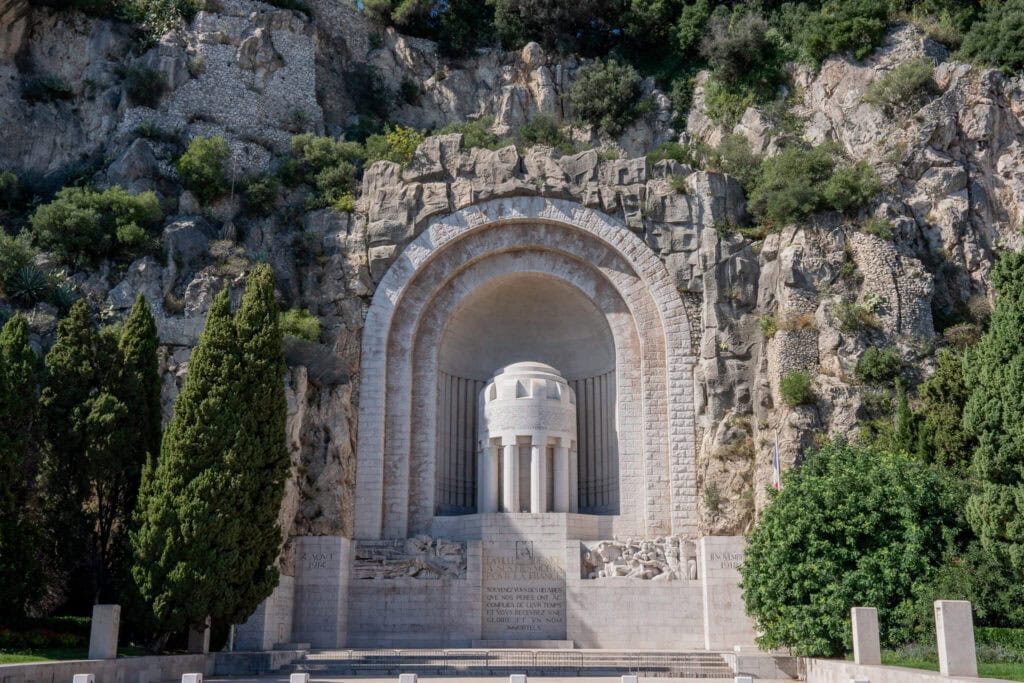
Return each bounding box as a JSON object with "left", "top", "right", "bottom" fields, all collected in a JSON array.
[{"left": 242, "top": 197, "right": 757, "bottom": 650}]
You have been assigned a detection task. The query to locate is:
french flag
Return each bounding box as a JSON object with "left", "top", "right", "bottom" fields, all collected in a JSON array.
[{"left": 772, "top": 431, "right": 782, "bottom": 491}]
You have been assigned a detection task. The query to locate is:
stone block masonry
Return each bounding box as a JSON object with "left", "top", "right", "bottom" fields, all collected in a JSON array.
[
  {"left": 291, "top": 536, "right": 352, "bottom": 648},
  {"left": 700, "top": 536, "right": 757, "bottom": 651},
  {"left": 88, "top": 605, "right": 120, "bottom": 660}
]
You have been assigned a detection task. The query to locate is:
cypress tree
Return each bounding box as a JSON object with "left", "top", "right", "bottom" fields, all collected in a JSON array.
[
  {"left": 892, "top": 379, "right": 916, "bottom": 455},
  {"left": 133, "top": 267, "right": 288, "bottom": 638},
  {"left": 963, "top": 251, "right": 1024, "bottom": 576},
  {"left": 0, "top": 315, "right": 44, "bottom": 616},
  {"left": 39, "top": 300, "right": 100, "bottom": 599}
]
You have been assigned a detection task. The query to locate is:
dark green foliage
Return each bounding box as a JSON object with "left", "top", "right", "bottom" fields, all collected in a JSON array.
[
  {"left": 749, "top": 144, "right": 880, "bottom": 227},
  {"left": 6, "top": 264, "right": 50, "bottom": 307},
  {"left": 133, "top": 265, "right": 288, "bottom": 638},
  {"left": 176, "top": 136, "right": 231, "bottom": 205},
  {"left": 284, "top": 133, "right": 365, "bottom": 209},
  {"left": 862, "top": 58, "right": 937, "bottom": 115},
  {"left": 855, "top": 346, "right": 903, "bottom": 384},
  {"left": 435, "top": 116, "right": 509, "bottom": 150},
  {"left": 780, "top": 369, "right": 815, "bottom": 407},
  {"left": 701, "top": 10, "right": 785, "bottom": 93},
  {"left": 0, "top": 170, "right": 21, "bottom": 210},
  {"left": 37, "top": 297, "right": 160, "bottom": 605},
  {"left": 116, "top": 64, "right": 167, "bottom": 108},
  {"left": 119, "top": 0, "right": 200, "bottom": 46},
  {"left": 569, "top": 59, "right": 646, "bottom": 136},
  {"left": 675, "top": 0, "right": 712, "bottom": 54},
  {"left": 794, "top": 0, "right": 892, "bottom": 65},
  {"left": 343, "top": 64, "right": 393, "bottom": 123},
  {"left": 959, "top": 0, "right": 1024, "bottom": 74},
  {"left": 241, "top": 174, "right": 280, "bottom": 217},
  {"left": 22, "top": 76, "right": 73, "bottom": 103},
  {"left": 742, "top": 439, "right": 961, "bottom": 656},
  {"left": 364, "top": 0, "right": 495, "bottom": 56},
  {"left": 280, "top": 308, "right": 321, "bottom": 341},
  {"left": 918, "top": 541, "right": 1024, "bottom": 630},
  {"left": 519, "top": 114, "right": 574, "bottom": 153},
  {"left": 963, "top": 251, "right": 1024, "bottom": 578},
  {"left": 29, "top": 186, "right": 163, "bottom": 266},
  {"left": 0, "top": 315, "right": 43, "bottom": 618},
  {"left": 647, "top": 140, "right": 706, "bottom": 166},
  {"left": 491, "top": 0, "right": 625, "bottom": 55},
  {"left": 915, "top": 349, "right": 975, "bottom": 472},
  {"left": 862, "top": 216, "right": 895, "bottom": 239},
  {"left": 711, "top": 133, "right": 761, "bottom": 191},
  {"left": 365, "top": 125, "right": 426, "bottom": 166},
  {"left": 0, "top": 232, "right": 37, "bottom": 297},
  {"left": 892, "top": 379, "right": 916, "bottom": 454}
]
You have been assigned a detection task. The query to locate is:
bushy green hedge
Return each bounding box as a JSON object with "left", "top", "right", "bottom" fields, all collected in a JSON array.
[
  {"left": 569, "top": 59, "right": 646, "bottom": 136},
  {"left": 855, "top": 346, "right": 903, "bottom": 384},
  {"left": 863, "top": 58, "right": 937, "bottom": 115},
  {"left": 959, "top": 0, "right": 1024, "bottom": 74},
  {"left": 780, "top": 369, "right": 816, "bottom": 407},
  {"left": 29, "top": 186, "right": 162, "bottom": 266},
  {"left": 280, "top": 308, "right": 321, "bottom": 342},
  {"left": 176, "top": 136, "right": 231, "bottom": 205}
]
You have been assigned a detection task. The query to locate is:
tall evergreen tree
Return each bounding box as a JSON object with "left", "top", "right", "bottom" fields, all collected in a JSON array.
[
  {"left": 963, "top": 251, "right": 1024, "bottom": 576},
  {"left": 133, "top": 266, "right": 288, "bottom": 640},
  {"left": 892, "top": 379, "right": 916, "bottom": 455},
  {"left": 0, "top": 315, "right": 43, "bottom": 617},
  {"left": 39, "top": 301, "right": 100, "bottom": 604}
]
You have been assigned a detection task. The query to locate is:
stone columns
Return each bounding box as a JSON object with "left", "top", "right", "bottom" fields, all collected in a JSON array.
[
  {"left": 502, "top": 442, "right": 519, "bottom": 512},
  {"left": 553, "top": 444, "right": 569, "bottom": 512},
  {"left": 851, "top": 607, "right": 881, "bottom": 665},
  {"left": 530, "top": 440, "right": 547, "bottom": 513},
  {"left": 935, "top": 600, "right": 977, "bottom": 677},
  {"left": 478, "top": 444, "right": 499, "bottom": 513},
  {"left": 569, "top": 445, "right": 579, "bottom": 513},
  {"left": 88, "top": 604, "right": 120, "bottom": 660}
]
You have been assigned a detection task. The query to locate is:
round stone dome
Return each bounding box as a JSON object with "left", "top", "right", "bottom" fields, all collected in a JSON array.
[{"left": 479, "top": 362, "right": 577, "bottom": 441}]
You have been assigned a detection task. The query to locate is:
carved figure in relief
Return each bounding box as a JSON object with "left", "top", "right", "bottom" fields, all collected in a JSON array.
[
  {"left": 581, "top": 536, "right": 698, "bottom": 580},
  {"left": 354, "top": 535, "right": 467, "bottom": 579}
]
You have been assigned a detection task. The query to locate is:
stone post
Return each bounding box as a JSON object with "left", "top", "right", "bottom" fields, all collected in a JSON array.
[
  {"left": 851, "top": 607, "right": 881, "bottom": 665},
  {"left": 88, "top": 604, "right": 120, "bottom": 660},
  {"left": 502, "top": 442, "right": 519, "bottom": 512},
  {"left": 935, "top": 600, "right": 977, "bottom": 677},
  {"left": 478, "top": 444, "right": 498, "bottom": 513},
  {"left": 530, "top": 440, "right": 546, "bottom": 513},
  {"left": 187, "top": 619, "right": 211, "bottom": 654},
  {"left": 699, "top": 536, "right": 758, "bottom": 650},
  {"left": 553, "top": 444, "right": 569, "bottom": 512}
]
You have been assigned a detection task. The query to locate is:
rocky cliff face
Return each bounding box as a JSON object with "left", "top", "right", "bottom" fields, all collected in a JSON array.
[{"left": 3, "top": 1, "right": 1023, "bottom": 540}]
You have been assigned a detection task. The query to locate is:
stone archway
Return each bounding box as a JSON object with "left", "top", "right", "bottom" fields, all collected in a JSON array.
[{"left": 355, "top": 197, "right": 697, "bottom": 540}]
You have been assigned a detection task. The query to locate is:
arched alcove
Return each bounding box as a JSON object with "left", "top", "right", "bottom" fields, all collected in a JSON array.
[
  {"left": 435, "top": 272, "right": 619, "bottom": 516},
  {"left": 355, "top": 197, "right": 698, "bottom": 541}
]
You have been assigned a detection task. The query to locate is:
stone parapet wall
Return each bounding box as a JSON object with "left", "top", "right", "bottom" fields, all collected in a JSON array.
[{"left": 0, "top": 654, "right": 210, "bottom": 683}]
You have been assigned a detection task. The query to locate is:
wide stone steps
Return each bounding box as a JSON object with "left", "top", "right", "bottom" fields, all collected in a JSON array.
[{"left": 291, "top": 649, "right": 736, "bottom": 678}]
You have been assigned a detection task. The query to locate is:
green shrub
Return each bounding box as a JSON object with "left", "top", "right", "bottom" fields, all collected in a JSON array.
[
  {"left": 0, "top": 171, "right": 20, "bottom": 210},
  {"left": 344, "top": 63, "right": 393, "bottom": 122},
  {"left": 749, "top": 144, "right": 879, "bottom": 227},
  {"left": 0, "top": 232, "right": 37, "bottom": 288},
  {"left": 435, "top": 116, "right": 509, "bottom": 150},
  {"left": 794, "top": 0, "right": 891, "bottom": 65},
  {"left": 280, "top": 308, "right": 321, "bottom": 341},
  {"left": 119, "top": 0, "right": 200, "bottom": 46},
  {"left": 176, "top": 136, "right": 231, "bottom": 205},
  {"left": 822, "top": 160, "right": 881, "bottom": 214},
  {"left": 365, "top": 125, "right": 425, "bottom": 167},
  {"left": 713, "top": 133, "right": 761, "bottom": 191},
  {"left": 834, "top": 301, "right": 879, "bottom": 332},
  {"left": 284, "top": 133, "right": 365, "bottom": 209},
  {"left": 959, "top": 0, "right": 1024, "bottom": 74},
  {"left": 29, "top": 185, "right": 162, "bottom": 266},
  {"left": 5, "top": 264, "right": 50, "bottom": 307},
  {"left": 519, "top": 114, "right": 574, "bottom": 153},
  {"left": 331, "top": 193, "right": 356, "bottom": 212},
  {"left": 862, "top": 216, "right": 894, "bottom": 239},
  {"left": 116, "top": 63, "right": 167, "bottom": 108},
  {"left": 702, "top": 75, "right": 756, "bottom": 129},
  {"left": 22, "top": 76, "right": 73, "bottom": 103},
  {"left": 647, "top": 140, "right": 709, "bottom": 167},
  {"left": 780, "top": 369, "right": 816, "bottom": 407},
  {"left": 569, "top": 59, "right": 646, "bottom": 136},
  {"left": 241, "top": 174, "right": 280, "bottom": 216},
  {"left": 749, "top": 144, "right": 836, "bottom": 227},
  {"left": 863, "top": 59, "right": 937, "bottom": 115},
  {"left": 855, "top": 346, "right": 903, "bottom": 384},
  {"left": 760, "top": 315, "right": 779, "bottom": 338}
]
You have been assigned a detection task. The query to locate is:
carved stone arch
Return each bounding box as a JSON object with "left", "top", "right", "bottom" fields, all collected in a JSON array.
[{"left": 355, "top": 197, "right": 697, "bottom": 540}]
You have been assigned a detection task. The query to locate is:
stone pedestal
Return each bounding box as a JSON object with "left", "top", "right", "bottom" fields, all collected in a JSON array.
[
  {"left": 292, "top": 536, "right": 352, "bottom": 648},
  {"left": 851, "top": 607, "right": 880, "bottom": 665},
  {"left": 187, "top": 620, "right": 210, "bottom": 654},
  {"left": 935, "top": 600, "right": 977, "bottom": 677},
  {"left": 88, "top": 604, "right": 120, "bottom": 660},
  {"left": 699, "top": 536, "right": 757, "bottom": 651},
  {"left": 236, "top": 576, "right": 295, "bottom": 650}
]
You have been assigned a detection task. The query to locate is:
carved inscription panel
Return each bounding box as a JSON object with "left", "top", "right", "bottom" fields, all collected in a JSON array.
[{"left": 481, "top": 541, "right": 566, "bottom": 640}]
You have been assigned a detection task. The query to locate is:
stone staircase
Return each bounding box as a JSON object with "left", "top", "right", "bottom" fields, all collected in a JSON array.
[{"left": 290, "top": 649, "right": 737, "bottom": 678}]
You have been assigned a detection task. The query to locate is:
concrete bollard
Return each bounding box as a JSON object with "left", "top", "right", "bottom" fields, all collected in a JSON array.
[
  {"left": 735, "top": 677, "right": 753, "bottom": 683},
  {"left": 181, "top": 674, "right": 203, "bottom": 683},
  {"left": 851, "top": 679, "right": 870, "bottom": 683},
  {"left": 510, "top": 675, "right": 527, "bottom": 683},
  {"left": 399, "top": 675, "right": 417, "bottom": 683},
  {"left": 851, "top": 607, "right": 881, "bottom": 666},
  {"left": 88, "top": 605, "right": 120, "bottom": 660},
  {"left": 72, "top": 674, "right": 94, "bottom": 683},
  {"left": 935, "top": 600, "right": 977, "bottom": 677},
  {"left": 186, "top": 620, "right": 210, "bottom": 655},
  {"left": 291, "top": 674, "right": 310, "bottom": 683},
  {"left": 622, "top": 676, "right": 639, "bottom": 683}
]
